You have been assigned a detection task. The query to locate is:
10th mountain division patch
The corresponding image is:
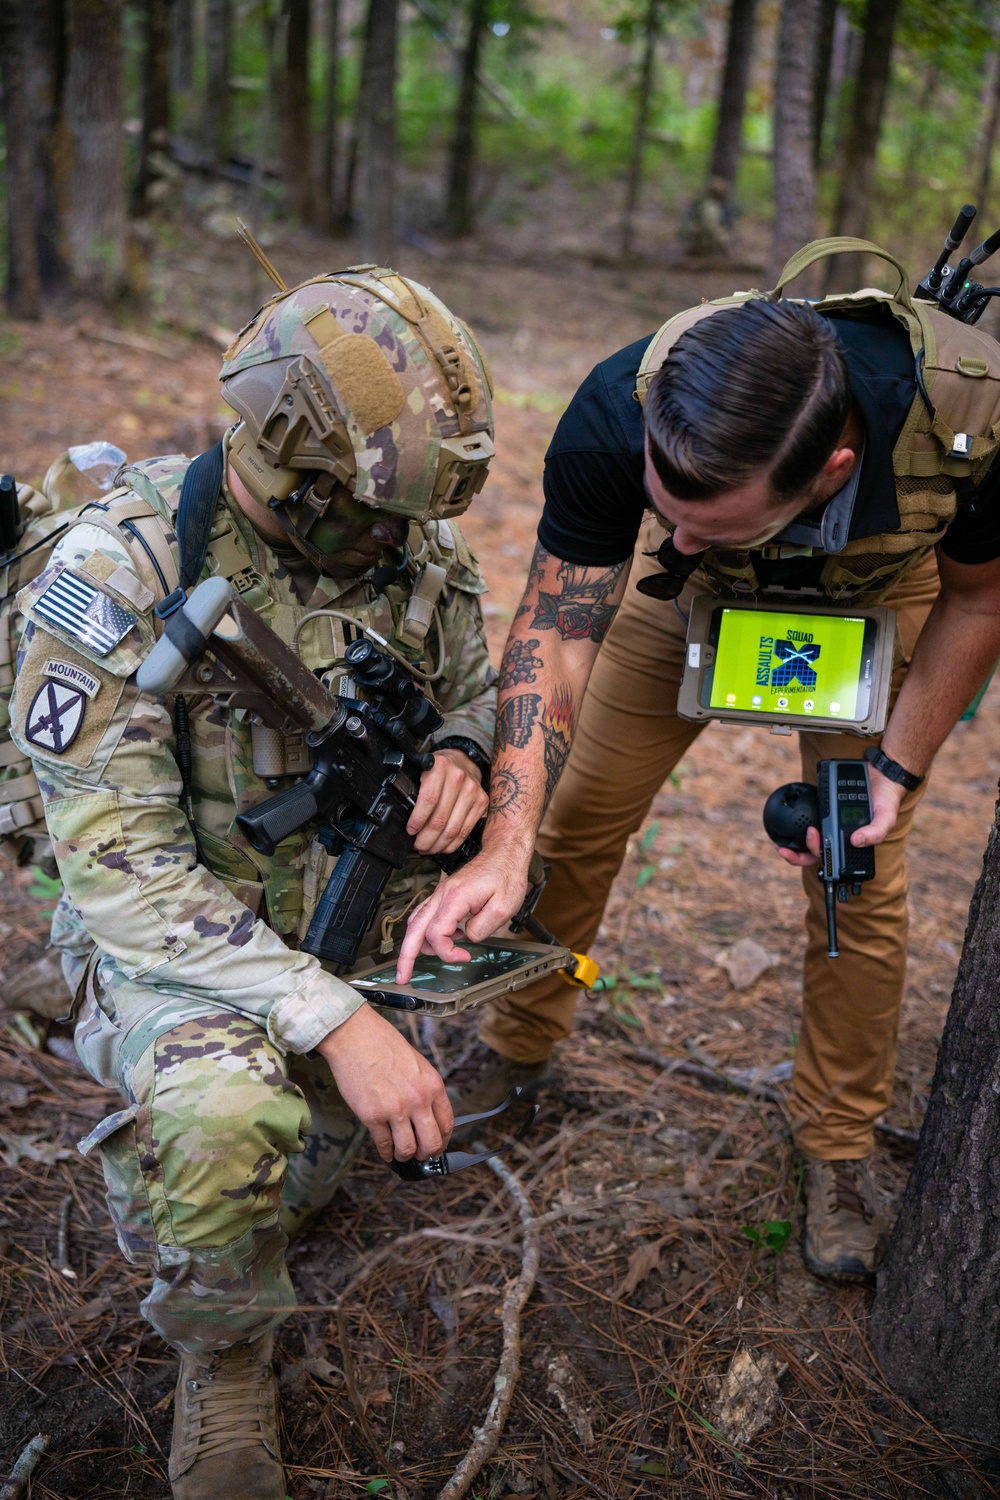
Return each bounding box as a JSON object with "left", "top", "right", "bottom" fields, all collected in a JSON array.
[{"left": 25, "top": 679, "right": 89, "bottom": 753}]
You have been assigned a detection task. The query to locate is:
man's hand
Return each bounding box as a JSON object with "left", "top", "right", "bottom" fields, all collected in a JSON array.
[
  {"left": 407, "top": 747, "right": 487, "bottom": 856},
  {"left": 395, "top": 843, "right": 533, "bottom": 982},
  {"left": 773, "top": 767, "right": 907, "bottom": 868},
  {"left": 317, "top": 1004, "right": 453, "bottom": 1162}
]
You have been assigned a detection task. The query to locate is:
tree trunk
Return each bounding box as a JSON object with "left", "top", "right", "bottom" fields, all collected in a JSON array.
[
  {"left": 812, "top": 0, "right": 837, "bottom": 167},
  {"left": 708, "top": 0, "right": 759, "bottom": 210},
  {"left": 976, "top": 51, "right": 1000, "bottom": 222},
  {"left": 768, "top": 0, "right": 820, "bottom": 290},
  {"left": 359, "top": 0, "right": 397, "bottom": 262},
  {"left": 620, "top": 0, "right": 661, "bottom": 261},
  {"left": 826, "top": 0, "right": 902, "bottom": 291},
  {"left": 0, "top": 0, "right": 45, "bottom": 317},
  {"left": 870, "top": 796, "right": 1000, "bottom": 1441},
  {"left": 316, "top": 0, "right": 340, "bottom": 231},
  {"left": 281, "top": 0, "right": 312, "bottom": 221},
  {"left": 134, "top": 0, "right": 172, "bottom": 214},
  {"left": 204, "top": 0, "right": 230, "bottom": 163},
  {"left": 55, "top": 0, "right": 128, "bottom": 300},
  {"left": 444, "top": 0, "right": 489, "bottom": 237},
  {"left": 171, "top": 0, "right": 193, "bottom": 94}
]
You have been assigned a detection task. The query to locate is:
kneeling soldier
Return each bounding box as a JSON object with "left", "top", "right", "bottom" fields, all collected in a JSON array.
[{"left": 10, "top": 268, "right": 496, "bottom": 1499}]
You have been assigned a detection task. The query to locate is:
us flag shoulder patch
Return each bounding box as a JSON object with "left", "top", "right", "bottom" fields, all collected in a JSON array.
[
  {"left": 35, "top": 570, "right": 137, "bottom": 657},
  {"left": 25, "top": 680, "right": 88, "bottom": 754}
]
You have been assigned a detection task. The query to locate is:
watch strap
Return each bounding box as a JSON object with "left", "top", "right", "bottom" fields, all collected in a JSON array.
[
  {"left": 435, "top": 735, "right": 491, "bottom": 788},
  {"left": 864, "top": 745, "right": 924, "bottom": 792}
]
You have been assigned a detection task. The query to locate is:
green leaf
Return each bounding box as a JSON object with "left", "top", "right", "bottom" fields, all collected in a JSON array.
[
  {"left": 741, "top": 1218, "right": 791, "bottom": 1252},
  {"left": 639, "top": 819, "right": 660, "bottom": 852},
  {"left": 366, "top": 1482, "right": 391, "bottom": 1494},
  {"left": 29, "top": 866, "right": 62, "bottom": 903},
  {"left": 638, "top": 1459, "right": 667, "bottom": 1475},
  {"left": 592, "top": 974, "right": 618, "bottom": 991},
  {"left": 635, "top": 864, "right": 656, "bottom": 889}
]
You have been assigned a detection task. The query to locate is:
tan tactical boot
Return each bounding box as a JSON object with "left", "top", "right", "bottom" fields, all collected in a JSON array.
[
  {"left": 801, "top": 1156, "right": 885, "bottom": 1287},
  {"left": 169, "top": 1333, "right": 285, "bottom": 1499},
  {"left": 446, "top": 1040, "right": 550, "bottom": 1130}
]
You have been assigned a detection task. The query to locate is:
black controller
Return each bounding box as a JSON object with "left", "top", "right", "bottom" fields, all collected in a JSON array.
[{"left": 763, "top": 759, "right": 876, "bottom": 958}]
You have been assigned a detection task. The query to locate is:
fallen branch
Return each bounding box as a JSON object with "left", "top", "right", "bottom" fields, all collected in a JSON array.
[
  {"left": 56, "top": 1193, "right": 77, "bottom": 1280},
  {"left": 0, "top": 1434, "right": 50, "bottom": 1500},
  {"left": 630, "top": 1047, "right": 919, "bottom": 1147},
  {"left": 437, "top": 1157, "right": 540, "bottom": 1500}
]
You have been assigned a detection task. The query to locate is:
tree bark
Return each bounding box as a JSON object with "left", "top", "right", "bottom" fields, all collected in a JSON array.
[
  {"left": 812, "top": 0, "right": 837, "bottom": 167},
  {"left": 444, "top": 0, "right": 489, "bottom": 237},
  {"left": 871, "top": 795, "right": 1000, "bottom": 1441},
  {"left": 768, "top": 0, "right": 820, "bottom": 290},
  {"left": 281, "top": 0, "right": 312, "bottom": 222},
  {"left": 620, "top": 0, "right": 661, "bottom": 261},
  {"left": 55, "top": 0, "right": 128, "bottom": 300},
  {"left": 359, "top": 0, "right": 397, "bottom": 262},
  {"left": 708, "top": 0, "right": 759, "bottom": 211},
  {"left": 134, "top": 0, "right": 172, "bottom": 214},
  {"left": 170, "top": 0, "right": 193, "bottom": 94},
  {"left": 826, "top": 0, "right": 902, "bottom": 291},
  {"left": 204, "top": 0, "right": 230, "bottom": 163},
  {"left": 976, "top": 51, "right": 1000, "bottom": 222},
  {"left": 0, "top": 0, "right": 45, "bottom": 316},
  {"left": 316, "top": 0, "right": 341, "bottom": 231}
]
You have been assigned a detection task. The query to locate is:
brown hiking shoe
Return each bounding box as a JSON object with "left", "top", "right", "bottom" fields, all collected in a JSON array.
[
  {"left": 169, "top": 1333, "right": 285, "bottom": 1499},
  {"left": 801, "top": 1156, "right": 884, "bottom": 1287},
  {"left": 446, "top": 1040, "right": 550, "bottom": 1130}
]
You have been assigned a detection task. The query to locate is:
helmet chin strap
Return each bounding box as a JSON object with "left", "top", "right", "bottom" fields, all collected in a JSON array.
[{"left": 267, "top": 495, "right": 341, "bottom": 574}]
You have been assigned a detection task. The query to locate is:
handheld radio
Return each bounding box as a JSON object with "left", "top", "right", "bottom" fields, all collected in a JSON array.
[{"left": 763, "top": 759, "right": 875, "bottom": 958}]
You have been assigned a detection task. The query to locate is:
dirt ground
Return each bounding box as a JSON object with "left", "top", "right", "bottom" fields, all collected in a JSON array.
[{"left": 2, "top": 200, "right": 1000, "bottom": 1498}]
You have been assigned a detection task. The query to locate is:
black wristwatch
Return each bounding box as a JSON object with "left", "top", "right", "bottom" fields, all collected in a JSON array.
[
  {"left": 435, "top": 736, "right": 491, "bottom": 789},
  {"left": 864, "top": 745, "right": 924, "bottom": 793}
]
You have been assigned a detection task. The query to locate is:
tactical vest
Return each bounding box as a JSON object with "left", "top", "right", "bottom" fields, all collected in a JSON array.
[
  {"left": 1, "top": 449, "right": 486, "bottom": 962},
  {"left": 635, "top": 237, "right": 1000, "bottom": 604}
]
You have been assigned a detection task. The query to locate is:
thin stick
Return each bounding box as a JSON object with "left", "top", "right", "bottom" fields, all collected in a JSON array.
[
  {"left": 56, "top": 1193, "right": 77, "bottom": 1280},
  {"left": 437, "top": 1158, "right": 540, "bottom": 1500},
  {"left": 0, "top": 1433, "right": 50, "bottom": 1500},
  {"left": 235, "top": 220, "right": 287, "bottom": 292}
]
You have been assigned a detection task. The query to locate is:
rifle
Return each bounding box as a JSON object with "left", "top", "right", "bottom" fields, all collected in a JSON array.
[{"left": 138, "top": 578, "right": 484, "bottom": 966}]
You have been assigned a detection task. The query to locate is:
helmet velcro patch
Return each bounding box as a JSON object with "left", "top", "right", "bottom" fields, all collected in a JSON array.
[{"left": 321, "top": 335, "right": 405, "bottom": 435}]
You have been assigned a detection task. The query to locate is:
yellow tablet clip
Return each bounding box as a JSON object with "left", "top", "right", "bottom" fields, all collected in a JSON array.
[{"left": 560, "top": 952, "right": 600, "bottom": 989}]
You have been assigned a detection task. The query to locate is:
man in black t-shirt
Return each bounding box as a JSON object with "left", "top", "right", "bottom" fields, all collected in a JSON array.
[{"left": 399, "top": 291, "right": 1000, "bottom": 1285}]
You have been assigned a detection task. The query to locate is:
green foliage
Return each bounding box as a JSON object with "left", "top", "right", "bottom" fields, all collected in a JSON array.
[
  {"left": 28, "top": 867, "right": 62, "bottom": 915},
  {"left": 740, "top": 1218, "right": 792, "bottom": 1252}
]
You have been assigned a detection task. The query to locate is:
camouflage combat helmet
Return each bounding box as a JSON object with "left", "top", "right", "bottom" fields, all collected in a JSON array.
[{"left": 220, "top": 266, "right": 494, "bottom": 568}]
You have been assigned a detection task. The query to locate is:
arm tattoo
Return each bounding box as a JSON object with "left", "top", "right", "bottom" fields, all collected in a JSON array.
[
  {"left": 514, "top": 542, "right": 552, "bottom": 621},
  {"left": 498, "top": 638, "right": 543, "bottom": 691},
  {"left": 539, "top": 683, "right": 576, "bottom": 806},
  {"left": 533, "top": 559, "right": 627, "bottom": 644},
  {"left": 496, "top": 692, "right": 541, "bottom": 750},
  {"left": 490, "top": 761, "right": 527, "bottom": 819}
]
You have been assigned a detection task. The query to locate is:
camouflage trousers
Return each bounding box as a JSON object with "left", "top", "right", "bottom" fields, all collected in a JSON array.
[{"left": 72, "top": 968, "right": 363, "bottom": 1356}]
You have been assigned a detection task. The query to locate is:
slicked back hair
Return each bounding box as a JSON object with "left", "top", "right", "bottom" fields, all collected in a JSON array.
[{"left": 645, "top": 299, "right": 852, "bottom": 503}]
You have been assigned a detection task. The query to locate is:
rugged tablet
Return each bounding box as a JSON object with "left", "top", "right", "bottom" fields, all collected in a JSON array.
[
  {"left": 347, "top": 938, "right": 574, "bottom": 1016},
  {"left": 677, "top": 596, "right": 895, "bottom": 736}
]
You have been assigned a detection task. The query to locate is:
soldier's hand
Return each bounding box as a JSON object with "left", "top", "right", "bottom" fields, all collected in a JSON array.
[
  {"left": 395, "top": 845, "right": 531, "bottom": 983},
  {"left": 317, "top": 1005, "right": 453, "bottom": 1163},
  {"left": 408, "top": 747, "right": 488, "bottom": 856}
]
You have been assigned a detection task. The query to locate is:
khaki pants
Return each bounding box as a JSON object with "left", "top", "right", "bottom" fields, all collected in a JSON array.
[{"left": 481, "top": 522, "right": 940, "bottom": 1160}]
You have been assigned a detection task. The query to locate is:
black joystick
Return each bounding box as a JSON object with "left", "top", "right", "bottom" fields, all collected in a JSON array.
[{"left": 762, "top": 781, "right": 820, "bottom": 854}]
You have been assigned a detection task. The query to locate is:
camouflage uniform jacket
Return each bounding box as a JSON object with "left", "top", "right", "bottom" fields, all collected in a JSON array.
[{"left": 9, "top": 452, "right": 496, "bottom": 1076}]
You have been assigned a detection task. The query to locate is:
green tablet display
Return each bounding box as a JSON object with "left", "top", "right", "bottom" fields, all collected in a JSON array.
[
  {"left": 356, "top": 944, "right": 543, "bottom": 995},
  {"left": 700, "top": 607, "right": 877, "bottom": 722}
]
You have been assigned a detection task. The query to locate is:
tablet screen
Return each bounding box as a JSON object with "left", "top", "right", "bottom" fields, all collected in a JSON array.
[
  {"left": 355, "top": 944, "right": 540, "bottom": 996},
  {"left": 701, "top": 608, "right": 874, "bottom": 721}
]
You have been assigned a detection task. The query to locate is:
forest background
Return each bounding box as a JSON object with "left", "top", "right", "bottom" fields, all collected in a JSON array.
[{"left": 4, "top": 1, "right": 1000, "bottom": 1498}]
